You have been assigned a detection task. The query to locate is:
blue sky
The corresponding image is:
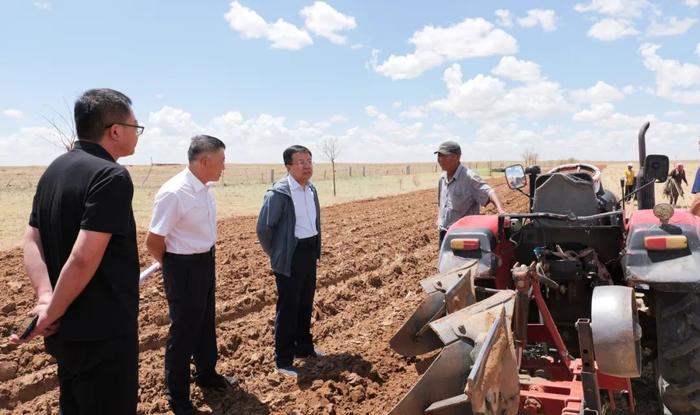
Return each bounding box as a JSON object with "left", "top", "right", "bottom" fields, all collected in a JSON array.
[{"left": 1, "top": 0, "right": 700, "bottom": 165}]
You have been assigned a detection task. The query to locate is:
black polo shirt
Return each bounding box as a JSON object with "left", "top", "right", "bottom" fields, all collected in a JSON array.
[{"left": 29, "top": 140, "right": 139, "bottom": 342}]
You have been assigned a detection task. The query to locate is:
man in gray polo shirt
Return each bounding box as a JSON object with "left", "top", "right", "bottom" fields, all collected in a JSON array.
[{"left": 435, "top": 140, "right": 505, "bottom": 248}]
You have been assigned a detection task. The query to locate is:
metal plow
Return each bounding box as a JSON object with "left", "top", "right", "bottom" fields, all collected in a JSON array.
[
  {"left": 388, "top": 291, "right": 517, "bottom": 415},
  {"left": 390, "top": 261, "right": 479, "bottom": 357}
]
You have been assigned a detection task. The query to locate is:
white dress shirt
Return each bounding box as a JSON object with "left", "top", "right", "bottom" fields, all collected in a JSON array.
[
  {"left": 149, "top": 168, "right": 217, "bottom": 254},
  {"left": 288, "top": 175, "right": 318, "bottom": 239}
]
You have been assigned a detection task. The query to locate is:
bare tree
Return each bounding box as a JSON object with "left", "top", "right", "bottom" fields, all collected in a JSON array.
[
  {"left": 320, "top": 137, "right": 341, "bottom": 196},
  {"left": 41, "top": 100, "right": 77, "bottom": 151},
  {"left": 522, "top": 148, "right": 538, "bottom": 166}
]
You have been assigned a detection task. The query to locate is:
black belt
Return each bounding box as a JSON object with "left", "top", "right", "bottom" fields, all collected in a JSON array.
[
  {"left": 296, "top": 235, "right": 318, "bottom": 248},
  {"left": 165, "top": 246, "right": 215, "bottom": 261}
]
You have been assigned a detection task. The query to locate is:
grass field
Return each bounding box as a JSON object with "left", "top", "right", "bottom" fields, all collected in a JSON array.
[{"left": 2, "top": 160, "right": 697, "bottom": 251}]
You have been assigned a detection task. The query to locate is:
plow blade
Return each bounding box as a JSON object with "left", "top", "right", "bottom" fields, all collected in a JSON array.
[
  {"left": 466, "top": 307, "right": 519, "bottom": 415},
  {"left": 388, "top": 340, "right": 474, "bottom": 415},
  {"left": 429, "top": 290, "right": 515, "bottom": 347},
  {"left": 388, "top": 305, "right": 518, "bottom": 415},
  {"left": 390, "top": 261, "right": 478, "bottom": 357},
  {"left": 388, "top": 291, "right": 517, "bottom": 415}
]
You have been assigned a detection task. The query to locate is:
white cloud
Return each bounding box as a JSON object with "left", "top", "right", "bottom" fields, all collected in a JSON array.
[
  {"left": 570, "top": 81, "right": 625, "bottom": 103},
  {"left": 647, "top": 17, "right": 697, "bottom": 37},
  {"left": 472, "top": 121, "right": 544, "bottom": 149},
  {"left": 0, "top": 127, "right": 65, "bottom": 166},
  {"left": 430, "top": 64, "right": 567, "bottom": 121},
  {"left": 148, "top": 106, "right": 202, "bottom": 137},
  {"left": 574, "top": 0, "right": 650, "bottom": 18},
  {"left": 623, "top": 85, "right": 636, "bottom": 95},
  {"left": 2, "top": 109, "right": 24, "bottom": 119},
  {"left": 210, "top": 111, "right": 244, "bottom": 129},
  {"left": 267, "top": 19, "right": 314, "bottom": 50},
  {"left": 573, "top": 103, "right": 659, "bottom": 132},
  {"left": 517, "top": 9, "right": 557, "bottom": 31},
  {"left": 33, "top": 1, "right": 50, "bottom": 10},
  {"left": 365, "top": 105, "right": 379, "bottom": 117},
  {"left": 392, "top": 101, "right": 402, "bottom": 108},
  {"left": 399, "top": 106, "right": 427, "bottom": 119},
  {"left": 494, "top": 9, "right": 513, "bottom": 27},
  {"left": 587, "top": 18, "right": 639, "bottom": 41},
  {"left": 686, "top": 0, "right": 700, "bottom": 7},
  {"left": 639, "top": 43, "right": 700, "bottom": 103},
  {"left": 224, "top": 1, "right": 313, "bottom": 50},
  {"left": 491, "top": 56, "right": 543, "bottom": 83},
  {"left": 300, "top": 1, "right": 356, "bottom": 45},
  {"left": 573, "top": 102, "right": 616, "bottom": 122},
  {"left": 373, "top": 18, "right": 517, "bottom": 80},
  {"left": 350, "top": 44, "right": 363, "bottom": 50},
  {"left": 665, "top": 110, "right": 686, "bottom": 117}
]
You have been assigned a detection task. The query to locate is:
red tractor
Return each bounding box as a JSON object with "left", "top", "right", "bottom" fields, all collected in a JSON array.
[{"left": 389, "top": 122, "right": 699, "bottom": 414}]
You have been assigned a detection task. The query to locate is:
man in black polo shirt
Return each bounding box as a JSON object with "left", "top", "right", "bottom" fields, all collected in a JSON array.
[{"left": 11, "top": 88, "right": 142, "bottom": 414}]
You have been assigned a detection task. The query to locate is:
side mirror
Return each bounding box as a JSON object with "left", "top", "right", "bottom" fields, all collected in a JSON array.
[
  {"left": 505, "top": 164, "right": 527, "bottom": 189},
  {"left": 644, "top": 154, "right": 669, "bottom": 183}
]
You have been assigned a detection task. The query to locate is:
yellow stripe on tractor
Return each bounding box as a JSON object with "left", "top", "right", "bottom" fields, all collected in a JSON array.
[
  {"left": 644, "top": 235, "right": 688, "bottom": 251},
  {"left": 450, "top": 238, "right": 480, "bottom": 251}
]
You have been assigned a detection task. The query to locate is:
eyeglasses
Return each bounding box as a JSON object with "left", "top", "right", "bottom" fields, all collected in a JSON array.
[
  {"left": 105, "top": 122, "right": 145, "bottom": 136},
  {"left": 290, "top": 160, "right": 313, "bottom": 166}
]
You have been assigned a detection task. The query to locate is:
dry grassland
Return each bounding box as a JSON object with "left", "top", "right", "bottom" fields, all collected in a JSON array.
[
  {"left": 1, "top": 163, "right": 461, "bottom": 250},
  {"left": 2, "top": 160, "right": 697, "bottom": 251}
]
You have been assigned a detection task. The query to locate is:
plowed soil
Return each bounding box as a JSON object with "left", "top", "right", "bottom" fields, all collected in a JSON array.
[{"left": 0, "top": 181, "right": 655, "bottom": 414}]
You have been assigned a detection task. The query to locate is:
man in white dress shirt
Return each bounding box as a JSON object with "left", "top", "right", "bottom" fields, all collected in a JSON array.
[
  {"left": 146, "top": 135, "right": 233, "bottom": 414},
  {"left": 256, "top": 145, "right": 322, "bottom": 377}
]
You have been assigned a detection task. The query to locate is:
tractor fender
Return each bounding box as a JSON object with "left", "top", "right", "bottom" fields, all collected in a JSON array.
[
  {"left": 624, "top": 209, "right": 700, "bottom": 292},
  {"left": 438, "top": 214, "right": 498, "bottom": 277}
]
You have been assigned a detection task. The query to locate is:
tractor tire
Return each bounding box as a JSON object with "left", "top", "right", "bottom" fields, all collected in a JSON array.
[{"left": 655, "top": 291, "right": 700, "bottom": 414}]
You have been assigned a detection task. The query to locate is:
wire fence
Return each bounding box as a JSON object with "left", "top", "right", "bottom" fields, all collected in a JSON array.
[{"left": 0, "top": 160, "right": 582, "bottom": 190}]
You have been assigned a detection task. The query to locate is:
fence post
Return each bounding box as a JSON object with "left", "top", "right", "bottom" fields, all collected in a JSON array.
[
  {"left": 324, "top": 170, "right": 327, "bottom": 180},
  {"left": 349, "top": 166, "right": 352, "bottom": 177},
  {"left": 270, "top": 169, "right": 274, "bottom": 184},
  {"left": 363, "top": 166, "right": 366, "bottom": 177},
  {"left": 406, "top": 165, "right": 411, "bottom": 175}
]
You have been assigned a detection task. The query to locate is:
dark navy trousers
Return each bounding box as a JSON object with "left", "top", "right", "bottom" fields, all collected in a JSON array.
[
  {"left": 162, "top": 249, "right": 217, "bottom": 404},
  {"left": 274, "top": 236, "right": 318, "bottom": 368}
]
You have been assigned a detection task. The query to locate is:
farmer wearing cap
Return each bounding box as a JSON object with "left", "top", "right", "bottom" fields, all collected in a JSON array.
[
  {"left": 624, "top": 163, "right": 636, "bottom": 201},
  {"left": 435, "top": 140, "right": 505, "bottom": 249}
]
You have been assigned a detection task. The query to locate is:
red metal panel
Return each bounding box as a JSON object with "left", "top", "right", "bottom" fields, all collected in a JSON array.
[{"left": 448, "top": 214, "right": 499, "bottom": 235}]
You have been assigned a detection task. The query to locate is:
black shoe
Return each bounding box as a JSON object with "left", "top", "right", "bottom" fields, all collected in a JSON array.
[
  {"left": 276, "top": 365, "right": 299, "bottom": 378},
  {"left": 294, "top": 349, "right": 325, "bottom": 360},
  {"left": 194, "top": 373, "right": 237, "bottom": 390},
  {"left": 169, "top": 400, "right": 200, "bottom": 415}
]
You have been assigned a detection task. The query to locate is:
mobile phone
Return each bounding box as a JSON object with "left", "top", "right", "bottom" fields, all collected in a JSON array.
[{"left": 18, "top": 315, "right": 39, "bottom": 340}]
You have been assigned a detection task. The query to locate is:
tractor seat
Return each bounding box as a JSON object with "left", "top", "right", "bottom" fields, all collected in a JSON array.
[{"left": 532, "top": 173, "right": 600, "bottom": 225}]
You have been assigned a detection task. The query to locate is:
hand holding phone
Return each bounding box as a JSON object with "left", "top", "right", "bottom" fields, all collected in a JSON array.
[{"left": 18, "top": 315, "right": 39, "bottom": 340}]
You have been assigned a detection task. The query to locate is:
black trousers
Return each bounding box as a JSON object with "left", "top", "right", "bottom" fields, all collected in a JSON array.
[
  {"left": 162, "top": 248, "right": 217, "bottom": 404},
  {"left": 49, "top": 333, "right": 138, "bottom": 415},
  {"left": 274, "top": 236, "right": 318, "bottom": 367}
]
